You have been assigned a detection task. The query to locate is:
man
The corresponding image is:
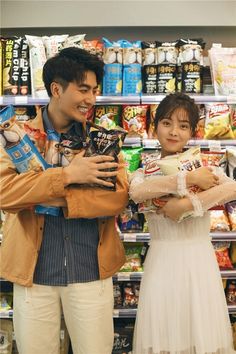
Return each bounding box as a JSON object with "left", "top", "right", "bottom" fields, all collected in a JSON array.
[{"left": 0, "top": 47, "right": 128, "bottom": 354}]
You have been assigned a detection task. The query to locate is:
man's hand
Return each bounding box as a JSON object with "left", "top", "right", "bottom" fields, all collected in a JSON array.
[
  {"left": 157, "top": 196, "right": 193, "bottom": 222},
  {"left": 62, "top": 151, "right": 119, "bottom": 188},
  {"left": 186, "top": 166, "right": 219, "bottom": 190}
]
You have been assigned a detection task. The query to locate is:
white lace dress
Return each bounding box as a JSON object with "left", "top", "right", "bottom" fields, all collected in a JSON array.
[{"left": 129, "top": 169, "right": 236, "bottom": 354}]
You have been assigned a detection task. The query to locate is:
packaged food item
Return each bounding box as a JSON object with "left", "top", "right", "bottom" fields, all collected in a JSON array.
[
  {"left": 113, "top": 283, "right": 123, "bottom": 308},
  {"left": 212, "top": 241, "right": 233, "bottom": 270},
  {"left": 141, "top": 41, "right": 157, "bottom": 66},
  {"left": 231, "top": 105, "right": 236, "bottom": 137},
  {"left": 43, "top": 34, "right": 69, "bottom": 58},
  {"left": 82, "top": 39, "right": 103, "bottom": 59},
  {"left": 119, "top": 245, "right": 143, "bottom": 272},
  {"left": 142, "top": 64, "right": 158, "bottom": 94},
  {"left": 230, "top": 242, "right": 236, "bottom": 267},
  {"left": 0, "top": 293, "right": 13, "bottom": 312},
  {"left": 3, "top": 37, "right": 22, "bottom": 95},
  {"left": 122, "top": 105, "right": 148, "bottom": 138},
  {"left": 14, "top": 106, "right": 37, "bottom": 122},
  {"left": 84, "top": 122, "right": 127, "bottom": 190},
  {"left": 0, "top": 319, "right": 13, "bottom": 354},
  {"left": 208, "top": 46, "right": 236, "bottom": 95},
  {"left": 195, "top": 104, "right": 205, "bottom": 139},
  {"left": 201, "top": 150, "right": 227, "bottom": 173},
  {"left": 23, "top": 123, "right": 47, "bottom": 153},
  {"left": 156, "top": 41, "right": 178, "bottom": 93},
  {"left": 113, "top": 324, "right": 134, "bottom": 354},
  {"left": 147, "top": 104, "right": 158, "bottom": 138},
  {"left": 226, "top": 280, "right": 236, "bottom": 305},
  {"left": 60, "top": 34, "right": 85, "bottom": 49},
  {"left": 0, "top": 105, "right": 49, "bottom": 173},
  {"left": 59, "top": 132, "right": 85, "bottom": 167},
  {"left": 230, "top": 314, "right": 236, "bottom": 350},
  {"left": 204, "top": 103, "right": 234, "bottom": 139},
  {"left": 178, "top": 38, "right": 205, "bottom": 93},
  {"left": 118, "top": 201, "right": 144, "bottom": 232},
  {"left": 19, "top": 37, "right": 31, "bottom": 95},
  {"left": 94, "top": 105, "right": 121, "bottom": 129},
  {"left": 226, "top": 202, "right": 236, "bottom": 231},
  {"left": 121, "top": 147, "right": 143, "bottom": 173},
  {"left": 25, "top": 35, "right": 48, "bottom": 98},
  {"left": 102, "top": 38, "right": 123, "bottom": 95},
  {"left": 210, "top": 207, "right": 231, "bottom": 232},
  {"left": 123, "top": 282, "right": 140, "bottom": 308},
  {"left": 122, "top": 40, "right": 142, "bottom": 95},
  {"left": 227, "top": 147, "right": 236, "bottom": 180}
]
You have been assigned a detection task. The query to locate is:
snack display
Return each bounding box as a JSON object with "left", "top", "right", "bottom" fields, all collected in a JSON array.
[{"left": 156, "top": 41, "right": 178, "bottom": 93}]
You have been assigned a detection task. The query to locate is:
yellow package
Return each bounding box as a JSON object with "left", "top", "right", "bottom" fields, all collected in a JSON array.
[{"left": 204, "top": 103, "right": 234, "bottom": 139}]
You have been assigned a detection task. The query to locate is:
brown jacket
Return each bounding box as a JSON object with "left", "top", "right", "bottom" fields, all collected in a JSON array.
[{"left": 0, "top": 110, "right": 129, "bottom": 286}]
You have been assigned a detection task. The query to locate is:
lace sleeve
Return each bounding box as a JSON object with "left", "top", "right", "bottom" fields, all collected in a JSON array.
[{"left": 129, "top": 168, "right": 181, "bottom": 203}]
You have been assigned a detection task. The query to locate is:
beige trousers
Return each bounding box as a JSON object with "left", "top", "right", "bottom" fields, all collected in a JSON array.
[{"left": 13, "top": 278, "right": 114, "bottom": 354}]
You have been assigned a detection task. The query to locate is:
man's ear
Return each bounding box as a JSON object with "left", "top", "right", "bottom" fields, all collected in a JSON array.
[{"left": 50, "top": 82, "right": 63, "bottom": 98}]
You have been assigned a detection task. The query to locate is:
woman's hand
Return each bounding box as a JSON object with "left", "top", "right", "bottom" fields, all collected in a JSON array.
[
  {"left": 157, "top": 196, "right": 193, "bottom": 222},
  {"left": 186, "top": 167, "right": 219, "bottom": 190}
]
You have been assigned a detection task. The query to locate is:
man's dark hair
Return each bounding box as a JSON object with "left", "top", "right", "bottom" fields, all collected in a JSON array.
[
  {"left": 154, "top": 93, "right": 199, "bottom": 136},
  {"left": 43, "top": 47, "right": 104, "bottom": 97}
]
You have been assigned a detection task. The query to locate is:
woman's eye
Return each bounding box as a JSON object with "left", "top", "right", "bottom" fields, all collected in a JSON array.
[
  {"left": 162, "top": 121, "right": 170, "bottom": 126},
  {"left": 180, "top": 124, "right": 190, "bottom": 129}
]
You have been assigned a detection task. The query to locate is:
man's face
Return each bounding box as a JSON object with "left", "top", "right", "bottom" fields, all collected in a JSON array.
[{"left": 55, "top": 71, "right": 98, "bottom": 124}]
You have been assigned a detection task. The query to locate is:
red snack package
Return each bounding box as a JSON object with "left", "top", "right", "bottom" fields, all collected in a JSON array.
[
  {"left": 122, "top": 105, "right": 148, "bottom": 138},
  {"left": 212, "top": 242, "right": 233, "bottom": 270}
]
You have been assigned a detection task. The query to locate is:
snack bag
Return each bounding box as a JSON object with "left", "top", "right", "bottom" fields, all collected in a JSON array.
[
  {"left": 113, "top": 283, "right": 123, "bottom": 308},
  {"left": 2, "top": 37, "right": 22, "bottom": 95},
  {"left": 123, "top": 282, "right": 140, "bottom": 308},
  {"left": 226, "top": 201, "right": 236, "bottom": 231},
  {"left": 82, "top": 39, "right": 103, "bottom": 59},
  {"left": 212, "top": 241, "right": 233, "bottom": 270},
  {"left": 210, "top": 207, "right": 231, "bottom": 232},
  {"left": 94, "top": 105, "right": 121, "bottom": 129},
  {"left": 204, "top": 103, "right": 234, "bottom": 139},
  {"left": 0, "top": 319, "right": 13, "bottom": 354},
  {"left": 156, "top": 41, "right": 178, "bottom": 93},
  {"left": 227, "top": 147, "right": 236, "bottom": 180},
  {"left": 119, "top": 245, "right": 143, "bottom": 272},
  {"left": 19, "top": 37, "right": 31, "bottom": 95},
  {"left": 226, "top": 280, "right": 236, "bottom": 304},
  {"left": 122, "top": 40, "right": 142, "bottom": 95},
  {"left": 43, "top": 34, "right": 69, "bottom": 58},
  {"left": 102, "top": 38, "right": 123, "bottom": 95},
  {"left": 231, "top": 104, "right": 236, "bottom": 137},
  {"left": 195, "top": 104, "right": 206, "bottom": 139},
  {"left": 122, "top": 105, "right": 148, "bottom": 138},
  {"left": 121, "top": 147, "right": 143, "bottom": 173},
  {"left": 59, "top": 132, "right": 85, "bottom": 167},
  {"left": 118, "top": 200, "right": 144, "bottom": 232},
  {"left": 208, "top": 46, "right": 236, "bottom": 95},
  {"left": 113, "top": 324, "right": 134, "bottom": 353},
  {"left": 60, "top": 34, "right": 85, "bottom": 49},
  {"left": 84, "top": 122, "right": 127, "bottom": 190},
  {"left": 201, "top": 150, "right": 227, "bottom": 173},
  {"left": 138, "top": 146, "right": 203, "bottom": 213},
  {"left": 147, "top": 104, "right": 158, "bottom": 138}
]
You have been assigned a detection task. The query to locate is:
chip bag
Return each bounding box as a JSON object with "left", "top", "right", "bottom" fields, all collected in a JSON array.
[
  {"left": 204, "top": 103, "right": 234, "bottom": 139},
  {"left": 122, "top": 105, "right": 148, "bottom": 138},
  {"left": 212, "top": 241, "right": 233, "bottom": 270}
]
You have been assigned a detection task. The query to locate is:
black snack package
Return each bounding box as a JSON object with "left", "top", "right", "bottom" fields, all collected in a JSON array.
[
  {"left": 142, "top": 65, "right": 158, "bottom": 94},
  {"left": 19, "top": 37, "right": 31, "bottom": 95},
  {"left": 84, "top": 122, "right": 127, "bottom": 190},
  {"left": 178, "top": 38, "right": 205, "bottom": 93},
  {"left": 141, "top": 41, "right": 157, "bottom": 66},
  {"left": 3, "top": 37, "right": 22, "bottom": 95},
  {"left": 59, "top": 132, "right": 86, "bottom": 167},
  {"left": 156, "top": 41, "right": 178, "bottom": 93}
]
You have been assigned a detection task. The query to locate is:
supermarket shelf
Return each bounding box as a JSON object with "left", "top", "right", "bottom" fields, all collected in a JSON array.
[
  {"left": 120, "top": 232, "right": 236, "bottom": 242},
  {"left": 187, "top": 140, "right": 236, "bottom": 147},
  {"left": 221, "top": 270, "right": 236, "bottom": 279},
  {"left": 113, "top": 272, "right": 143, "bottom": 282},
  {"left": 1, "top": 94, "right": 236, "bottom": 107},
  {"left": 113, "top": 308, "right": 137, "bottom": 318},
  {"left": 228, "top": 305, "right": 236, "bottom": 314}
]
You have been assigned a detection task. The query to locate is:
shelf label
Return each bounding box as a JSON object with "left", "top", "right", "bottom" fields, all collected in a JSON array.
[
  {"left": 117, "top": 273, "right": 131, "bottom": 281},
  {"left": 123, "top": 233, "right": 137, "bottom": 242},
  {"left": 15, "top": 96, "right": 28, "bottom": 104},
  {"left": 227, "top": 95, "right": 236, "bottom": 104}
]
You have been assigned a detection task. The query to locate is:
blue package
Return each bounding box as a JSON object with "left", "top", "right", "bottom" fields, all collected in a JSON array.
[{"left": 122, "top": 40, "right": 142, "bottom": 95}]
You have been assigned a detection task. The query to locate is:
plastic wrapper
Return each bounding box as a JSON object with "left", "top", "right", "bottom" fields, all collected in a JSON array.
[
  {"left": 14, "top": 106, "right": 37, "bottom": 122},
  {"left": 0, "top": 319, "right": 13, "bottom": 354},
  {"left": 212, "top": 241, "right": 233, "bottom": 270},
  {"left": 43, "top": 34, "right": 69, "bottom": 58},
  {"left": 61, "top": 34, "right": 85, "bottom": 49},
  {"left": 142, "top": 64, "right": 158, "bottom": 94},
  {"left": 123, "top": 282, "right": 140, "bottom": 308},
  {"left": 59, "top": 131, "right": 85, "bottom": 167},
  {"left": 178, "top": 38, "right": 205, "bottom": 93},
  {"left": 226, "top": 280, "right": 236, "bottom": 305},
  {"left": 230, "top": 314, "right": 236, "bottom": 350},
  {"left": 84, "top": 122, "right": 126, "bottom": 190},
  {"left": 230, "top": 242, "right": 236, "bottom": 267},
  {"left": 122, "top": 40, "right": 142, "bottom": 95},
  {"left": 120, "top": 245, "right": 143, "bottom": 272},
  {"left": 0, "top": 293, "right": 13, "bottom": 312},
  {"left": 113, "top": 283, "right": 123, "bottom": 308},
  {"left": 156, "top": 41, "right": 178, "bottom": 93},
  {"left": 227, "top": 146, "right": 236, "bottom": 180},
  {"left": 204, "top": 103, "right": 234, "bottom": 139},
  {"left": 201, "top": 150, "right": 227, "bottom": 173},
  {"left": 121, "top": 147, "right": 143, "bottom": 173},
  {"left": 25, "top": 35, "right": 48, "bottom": 98},
  {"left": 19, "top": 37, "right": 31, "bottom": 95},
  {"left": 82, "top": 39, "right": 103, "bottom": 60},
  {"left": 118, "top": 201, "right": 144, "bottom": 232},
  {"left": 113, "top": 324, "right": 134, "bottom": 354},
  {"left": 122, "top": 105, "right": 148, "bottom": 138},
  {"left": 103, "top": 38, "right": 123, "bottom": 95},
  {"left": 208, "top": 46, "right": 236, "bottom": 95},
  {"left": 147, "top": 104, "right": 158, "bottom": 138},
  {"left": 94, "top": 105, "right": 121, "bottom": 129},
  {"left": 210, "top": 207, "right": 231, "bottom": 232},
  {"left": 141, "top": 41, "right": 157, "bottom": 66},
  {"left": 3, "top": 37, "right": 22, "bottom": 95},
  {"left": 195, "top": 104, "right": 205, "bottom": 139},
  {"left": 226, "top": 201, "right": 236, "bottom": 231}
]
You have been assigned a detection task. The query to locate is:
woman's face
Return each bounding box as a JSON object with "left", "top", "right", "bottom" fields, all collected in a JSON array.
[{"left": 156, "top": 108, "right": 192, "bottom": 157}]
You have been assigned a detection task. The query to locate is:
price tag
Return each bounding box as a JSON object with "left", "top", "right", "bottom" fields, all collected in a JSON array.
[
  {"left": 15, "top": 96, "right": 28, "bottom": 105},
  {"left": 113, "top": 309, "right": 119, "bottom": 318},
  {"left": 227, "top": 95, "right": 236, "bottom": 105},
  {"left": 123, "top": 233, "right": 137, "bottom": 242},
  {"left": 117, "top": 273, "right": 131, "bottom": 281},
  {"left": 208, "top": 140, "right": 222, "bottom": 152}
]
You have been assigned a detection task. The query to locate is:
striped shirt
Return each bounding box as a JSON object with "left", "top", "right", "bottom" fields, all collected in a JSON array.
[{"left": 33, "top": 107, "right": 99, "bottom": 286}]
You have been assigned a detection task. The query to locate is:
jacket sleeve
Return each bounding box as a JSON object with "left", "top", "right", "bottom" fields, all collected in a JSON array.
[
  {"left": 0, "top": 148, "right": 66, "bottom": 213},
  {"left": 129, "top": 168, "right": 179, "bottom": 203},
  {"left": 64, "top": 154, "right": 129, "bottom": 218}
]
